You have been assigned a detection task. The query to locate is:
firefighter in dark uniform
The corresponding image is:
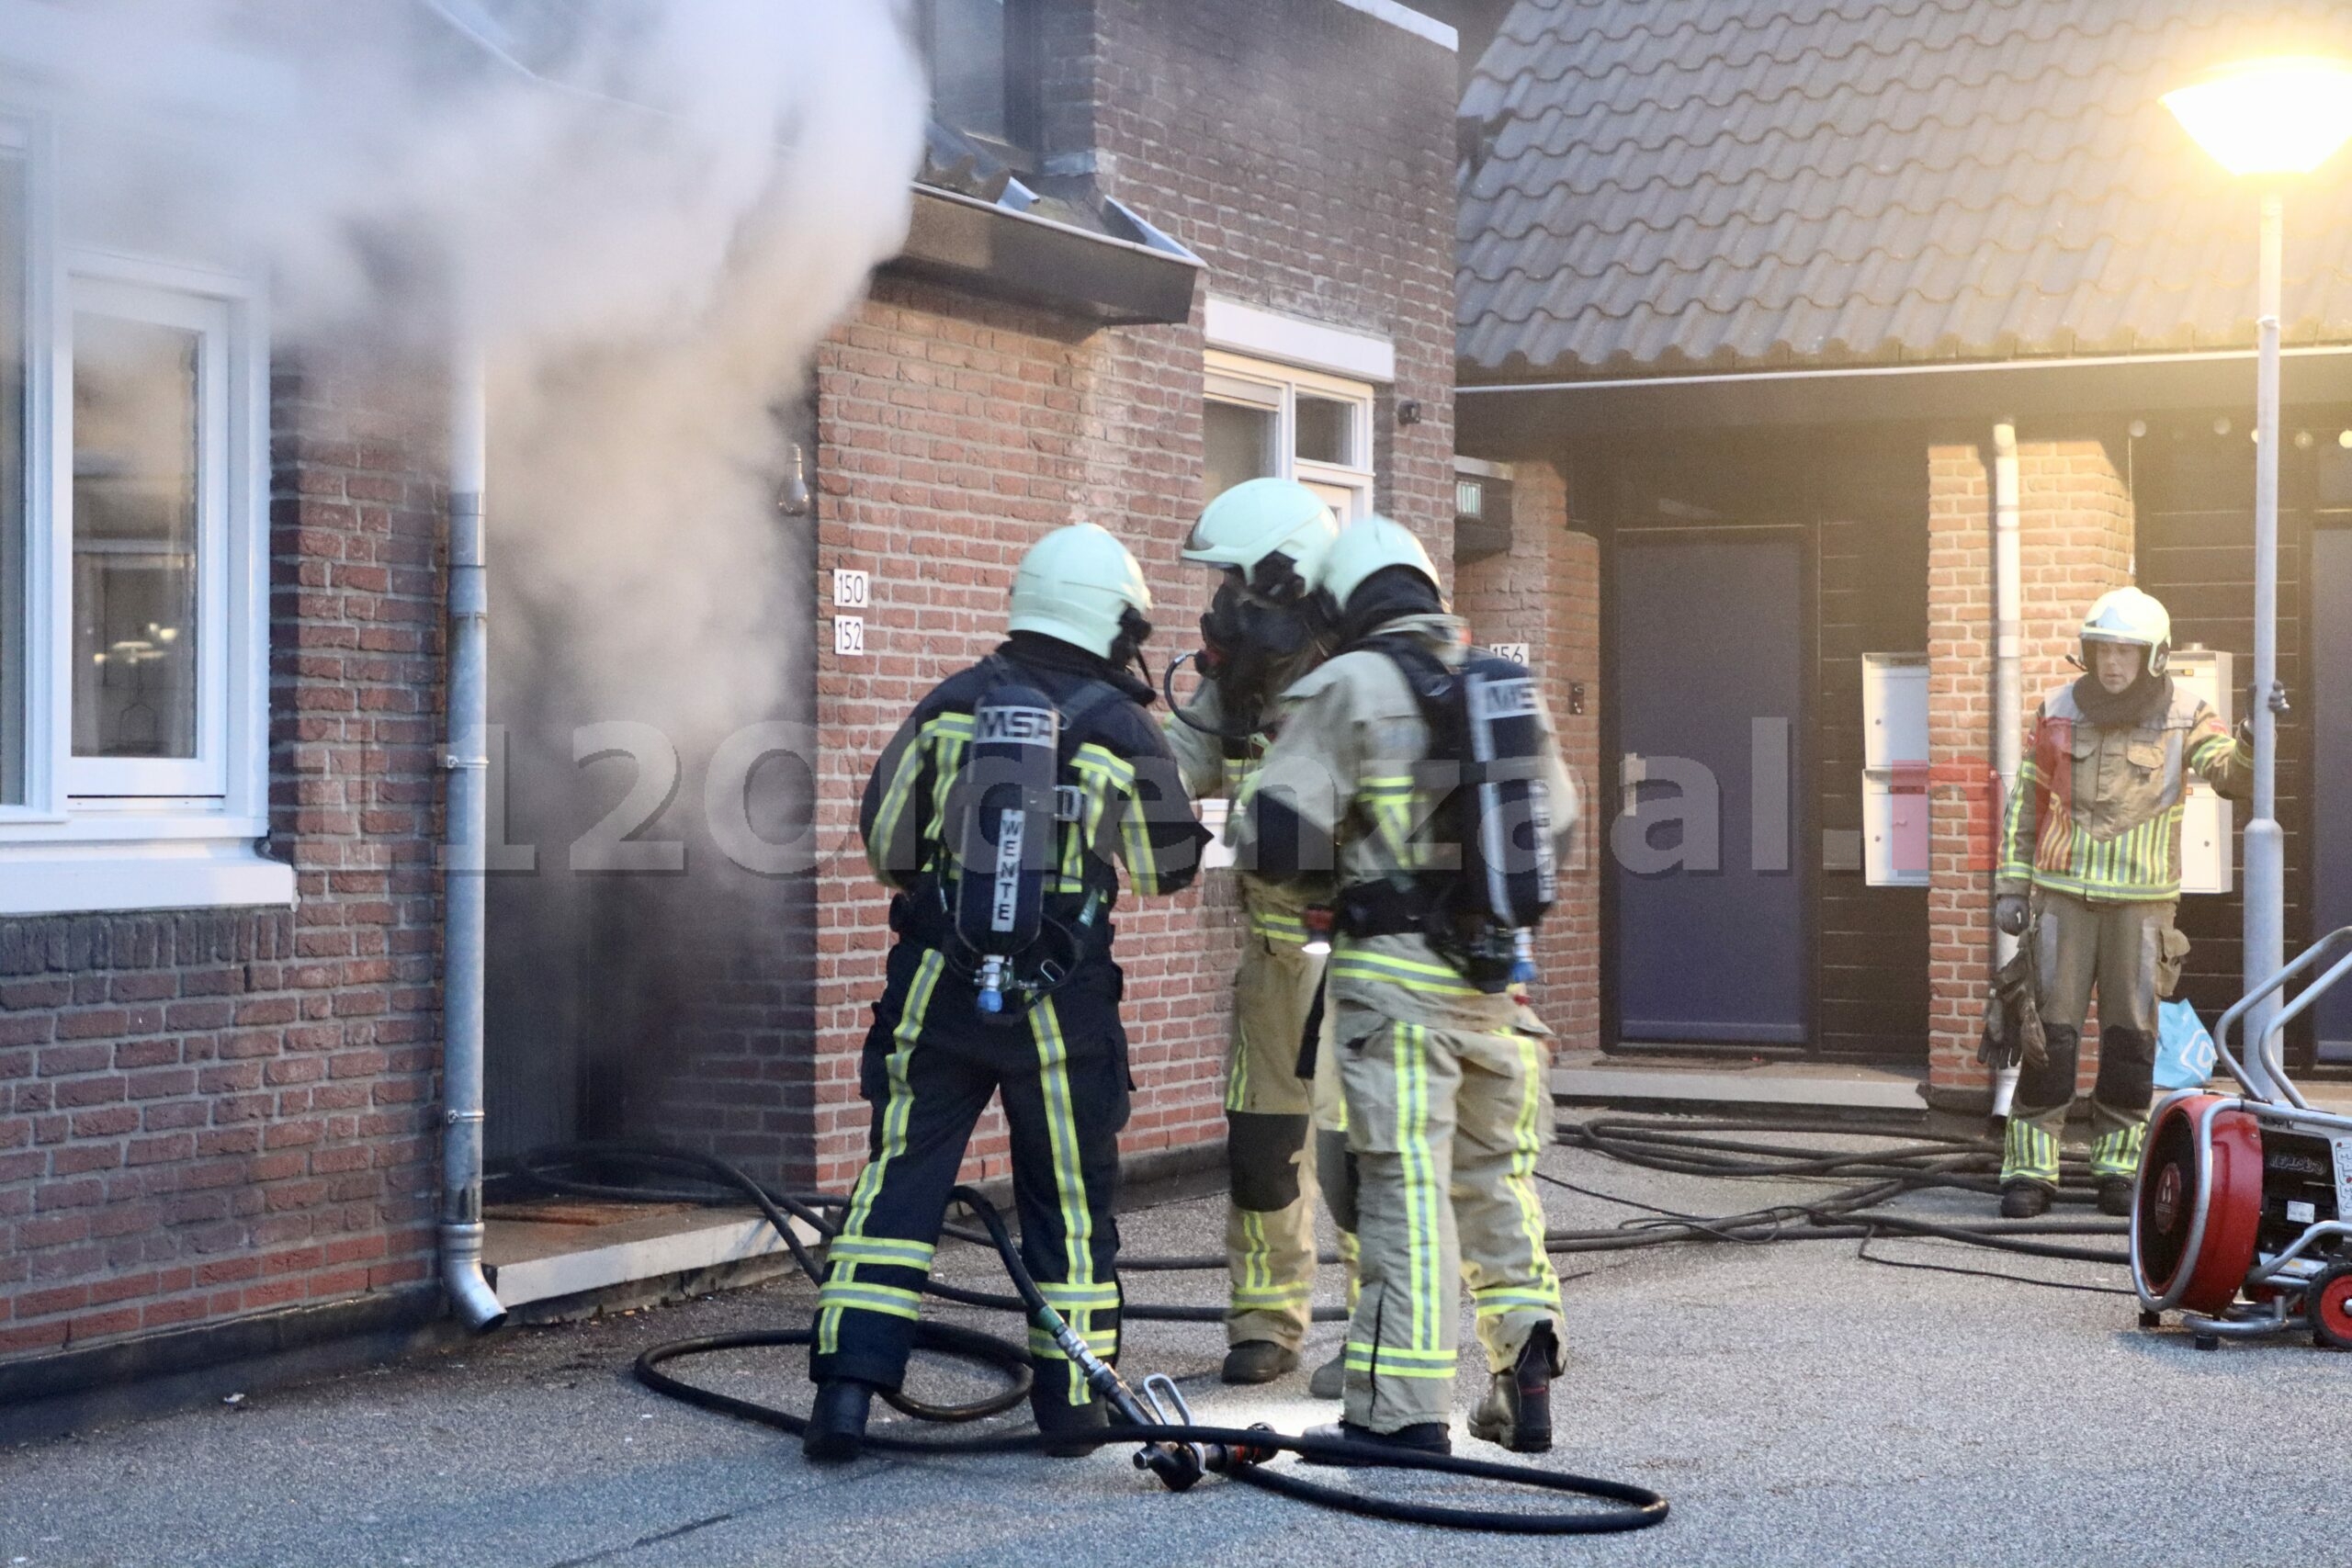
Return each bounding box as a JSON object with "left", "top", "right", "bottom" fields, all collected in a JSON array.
[{"left": 802, "top": 523, "right": 1207, "bottom": 1462}]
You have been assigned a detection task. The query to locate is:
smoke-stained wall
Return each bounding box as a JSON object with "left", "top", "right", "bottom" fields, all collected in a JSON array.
[{"left": 805, "top": 0, "right": 1461, "bottom": 1189}]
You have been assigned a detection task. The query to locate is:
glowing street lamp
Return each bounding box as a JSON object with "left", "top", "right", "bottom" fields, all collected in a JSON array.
[{"left": 2164, "top": 56, "right": 2352, "bottom": 1097}]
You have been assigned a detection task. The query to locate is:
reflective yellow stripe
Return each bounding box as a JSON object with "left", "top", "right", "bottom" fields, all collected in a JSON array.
[
  {"left": 1039, "top": 1280, "right": 1122, "bottom": 1311},
  {"left": 2003, "top": 1119, "right": 2060, "bottom": 1185},
  {"left": 820, "top": 950, "right": 945, "bottom": 1355},
  {"left": 1344, "top": 1339, "right": 1456, "bottom": 1377},
  {"left": 1396, "top": 1023, "right": 1439, "bottom": 1354},
  {"left": 1330, "top": 948, "right": 1483, "bottom": 998},
  {"left": 1503, "top": 1032, "right": 1562, "bottom": 1313},
  {"left": 1029, "top": 1326, "right": 1119, "bottom": 1359},
  {"left": 1231, "top": 1284, "right": 1311, "bottom": 1307},
  {"left": 817, "top": 1281, "right": 922, "bottom": 1321},
  {"left": 1031, "top": 996, "right": 1105, "bottom": 1404},
  {"left": 1250, "top": 908, "right": 1310, "bottom": 943},
  {"left": 825, "top": 1236, "right": 935, "bottom": 1271}
]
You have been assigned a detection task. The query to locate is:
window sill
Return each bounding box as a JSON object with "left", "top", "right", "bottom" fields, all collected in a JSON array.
[{"left": 0, "top": 837, "right": 295, "bottom": 917}]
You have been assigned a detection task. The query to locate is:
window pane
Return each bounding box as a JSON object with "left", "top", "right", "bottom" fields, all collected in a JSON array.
[
  {"left": 73, "top": 315, "right": 200, "bottom": 761},
  {"left": 927, "top": 0, "right": 1009, "bottom": 144},
  {"left": 0, "top": 156, "right": 22, "bottom": 803},
  {"left": 1204, "top": 399, "right": 1277, "bottom": 503},
  {"left": 1295, "top": 395, "right": 1355, "bottom": 467}
]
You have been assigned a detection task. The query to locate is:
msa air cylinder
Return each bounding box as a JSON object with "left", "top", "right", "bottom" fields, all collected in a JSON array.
[{"left": 950, "top": 683, "right": 1060, "bottom": 1012}]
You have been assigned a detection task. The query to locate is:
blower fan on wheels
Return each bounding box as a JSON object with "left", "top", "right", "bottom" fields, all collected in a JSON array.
[{"left": 2133, "top": 928, "right": 2352, "bottom": 1351}]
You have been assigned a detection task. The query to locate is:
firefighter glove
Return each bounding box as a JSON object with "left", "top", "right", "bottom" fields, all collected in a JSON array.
[{"left": 1995, "top": 893, "right": 2029, "bottom": 937}]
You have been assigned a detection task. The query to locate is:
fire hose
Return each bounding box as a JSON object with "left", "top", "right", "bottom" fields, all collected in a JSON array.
[{"left": 514, "top": 1117, "right": 2132, "bottom": 1534}]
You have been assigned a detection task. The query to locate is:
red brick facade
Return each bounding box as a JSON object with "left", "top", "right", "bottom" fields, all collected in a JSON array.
[
  {"left": 807, "top": 0, "right": 1458, "bottom": 1188},
  {"left": 0, "top": 352, "right": 447, "bottom": 1360},
  {"left": 1453, "top": 460, "right": 1600, "bottom": 1055},
  {"left": 1926, "top": 432, "right": 2134, "bottom": 1100}
]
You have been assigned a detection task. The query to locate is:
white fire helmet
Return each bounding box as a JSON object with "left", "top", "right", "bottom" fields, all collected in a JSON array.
[
  {"left": 1182, "top": 479, "right": 1339, "bottom": 603},
  {"left": 1313, "top": 513, "right": 1443, "bottom": 615},
  {"left": 1008, "top": 522, "right": 1153, "bottom": 660},
  {"left": 2079, "top": 586, "right": 2172, "bottom": 678}
]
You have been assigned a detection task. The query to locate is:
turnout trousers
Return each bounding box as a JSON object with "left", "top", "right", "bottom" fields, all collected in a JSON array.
[
  {"left": 2002, "top": 889, "right": 2172, "bottom": 1190},
  {"left": 1224, "top": 931, "right": 1329, "bottom": 1349},
  {"left": 809, "top": 941, "right": 1129, "bottom": 1413},
  {"left": 1337, "top": 1013, "right": 1564, "bottom": 1435}
]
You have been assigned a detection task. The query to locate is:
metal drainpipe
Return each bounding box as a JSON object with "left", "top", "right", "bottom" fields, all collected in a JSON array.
[
  {"left": 1989, "top": 421, "right": 2023, "bottom": 1122},
  {"left": 441, "top": 347, "right": 506, "bottom": 1331}
]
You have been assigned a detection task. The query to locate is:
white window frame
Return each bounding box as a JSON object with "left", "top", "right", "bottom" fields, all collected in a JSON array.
[
  {"left": 58, "top": 272, "right": 239, "bottom": 801},
  {"left": 0, "top": 111, "right": 286, "bottom": 913},
  {"left": 1204, "top": 348, "right": 1376, "bottom": 521}
]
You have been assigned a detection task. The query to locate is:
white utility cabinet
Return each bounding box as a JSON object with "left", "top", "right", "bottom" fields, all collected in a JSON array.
[
  {"left": 2169, "top": 645, "right": 2234, "bottom": 896},
  {"left": 1861, "top": 652, "right": 1929, "bottom": 887}
]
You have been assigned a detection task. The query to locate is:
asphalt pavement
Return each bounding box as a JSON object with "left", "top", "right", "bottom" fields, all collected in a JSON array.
[{"left": 3, "top": 1118, "right": 2348, "bottom": 1568}]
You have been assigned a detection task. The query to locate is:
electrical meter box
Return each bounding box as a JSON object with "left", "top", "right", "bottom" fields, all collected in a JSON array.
[
  {"left": 2169, "top": 646, "right": 2234, "bottom": 896},
  {"left": 1861, "top": 653, "right": 1929, "bottom": 887}
]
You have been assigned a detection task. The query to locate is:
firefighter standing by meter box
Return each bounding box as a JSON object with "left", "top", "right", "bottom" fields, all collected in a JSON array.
[
  {"left": 1994, "top": 586, "right": 2254, "bottom": 1218},
  {"left": 1232, "top": 515, "right": 1577, "bottom": 1457},
  {"left": 1162, "top": 479, "right": 1355, "bottom": 1392},
  {"left": 802, "top": 522, "right": 1207, "bottom": 1463}
]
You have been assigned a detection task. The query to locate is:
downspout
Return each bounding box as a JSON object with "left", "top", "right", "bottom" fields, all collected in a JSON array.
[
  {"left": 441, "top": 348, "right": 507, "bottom": 1330},
  {"left": 1989, "top": 421, "right": 2023, "bottom": 1122}
]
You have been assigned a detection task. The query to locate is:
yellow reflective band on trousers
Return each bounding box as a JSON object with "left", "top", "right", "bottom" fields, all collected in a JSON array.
[
  {"left": 824, "top": 1236, "right": 936, "bottom": 1271},
  {"left": 1343, "top": 1340, "right": 1457, "bottom": 1377},
  {"left": 1032, "top": 996, "right": 1109, "bottom": 1404},
  {"left": 1396, "top": 1024, "right": 1441, "bottom": 1359},
  {"left": 1501, "top": 1032, "right": 1562, "bottom": 1311},
  {"left": 1330, "top": 946, "right": 1484, "bottom": 998},
  {"left": 1250, "top": 908, "right": 1309, "bottom": 944},
  {"left": 819, "top": 949, "right": 946, "bottom": 1356},
  {"left": 2090, "top": 1122, "right": 2146, "bottom": 1180},
  {"left": 816, "top": 1280, "right": 922, "bottom": 1321},
  {"left": 2003, "top": 1117, "right": 2061, "bottom": 1186},
  {"left": 1230, "top": 1201, "right": 1310, "bottom": 1311}
]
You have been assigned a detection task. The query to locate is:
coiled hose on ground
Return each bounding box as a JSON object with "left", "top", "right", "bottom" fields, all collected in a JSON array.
[{"left": 510, "top": 1114, "right": 2128, "bottom": 1534}]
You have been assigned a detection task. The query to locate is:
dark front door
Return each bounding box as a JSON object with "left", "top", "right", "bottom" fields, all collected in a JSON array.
[
  {"left": 1611, "top": 532, "right": 1808, "bottom": 1046},
  {"left": 2314, "top": 526, "right": 2352, "bottom": 1062}
]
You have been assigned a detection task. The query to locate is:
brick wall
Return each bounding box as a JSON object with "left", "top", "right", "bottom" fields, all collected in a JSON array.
[
  {"left": 0, "top": 349, "right": 447, "bottom": 1360},
  {"left": 1926, "top": 433, "right": 2134, "bottom": 1100},
  {"left": 1453, "top": 460, "right": 1600, "bottom": 1054},
  {"left": 805, "top": 0, "right": 1457, "bottom": 1188}
]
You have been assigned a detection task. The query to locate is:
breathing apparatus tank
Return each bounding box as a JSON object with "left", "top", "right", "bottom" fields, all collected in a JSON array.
[
  {"left": 947, "top": 682, "right": 1061, "bottom": 1013},
  {"left": 1454, "top": 653, "right": 1556, "bottom": 984}
]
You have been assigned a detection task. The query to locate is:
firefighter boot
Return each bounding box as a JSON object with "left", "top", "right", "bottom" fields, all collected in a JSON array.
[
  {"left": 2097, "top": 1179, "right": 2135, "bottom": 1217},
  {"left": 802, "top": 1379, "right": 874, "bottom": 1464},
  {"left": 1298, "top": 1420, "right": 1452, "bottom": 1464},
  {"left": 1999, "top": 1183, "right": 2052, "bottom": 1219},
  {"left": 1307, "top": 1348, "right": 1346, "bottom": 1399},
  {"left": 1032, "top": 1388, "right": 1111, "bottom": 1459},
  {"left": 1468, "top": 1324, "right": 1555, "bottom": 1454},
  {"left": 1221, "top": 1340, "right": 1299, "bottom": 1384}
]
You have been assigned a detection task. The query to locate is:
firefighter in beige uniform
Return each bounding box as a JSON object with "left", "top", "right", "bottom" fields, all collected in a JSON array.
[
  {"left": 1164, "top": 479, "right": 1352, "bottom": 1388},
  {"left": 1233, "top": 516, "right": 1577, "bottom": 1456},
  {"left": 1994, "top": 587, "right": 2252, "bottom": 1218}
]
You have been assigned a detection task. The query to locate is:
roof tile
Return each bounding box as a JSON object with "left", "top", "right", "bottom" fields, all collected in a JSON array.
[{"left": 1460, "top": 0, "right": 2352, "bottom": 377}]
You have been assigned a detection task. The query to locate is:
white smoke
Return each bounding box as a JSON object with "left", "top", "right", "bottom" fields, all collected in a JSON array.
[{"left": 39, "top": 0, "right": 927, "bottom": 740}]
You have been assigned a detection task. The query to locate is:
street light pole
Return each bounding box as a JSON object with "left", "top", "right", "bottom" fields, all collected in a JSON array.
[
  {"left": 2164, "top": 55, "right": 2352, "bottom": 1091},
  {"left": 2244, "top": 188, "right": 2285, "bottom": 1098}
]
